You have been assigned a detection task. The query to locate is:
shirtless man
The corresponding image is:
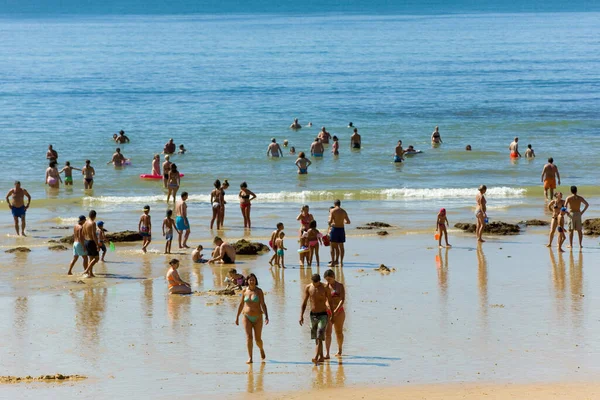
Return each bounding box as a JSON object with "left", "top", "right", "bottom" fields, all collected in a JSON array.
[
  {"left": 107, "top": 148, "right": 126, "bottom": 167},
  {"left": 290, "top": 118, "right": 301, "bottom": 130},
  {"left": 310, "top": 138, "right": 324, "bottom": 157},
  {"left": 541, "top": 158, "right": 561, "bottom": 200},
  {"left": 209, "top": 236, "right": 236, "bottom": 264},
  {"left": 115, "top": 130, "right": 130, "bottom": 144},
  {"left": 163, "top": 138, "right": 176, "bottom": 154},
  {"left": 350, "top": 128, "right": 361, "bottom": 149},
  {"left": 328, "top": 200, "right": 351, "bottom": 267},
  {"left": 564, "top": 186, "right": 589, "bottom": 249},
  {"left": 162, "top": 155, "right": 172, "bottom": 189},
  {"left": 509, "top": 137, "right": 521, "bottom": 158},
  {"left": 394, "top": 140, "right": 404, "bottom": 163},
  {"left": 175, "top": 192, "right": 190, "bottom": 248},
  {"left": 82, "top": 160, "right": 95, "bottom": 189},
  {"left": 318, "top": 127, "right": 331, "bottom": 144},
  {"left": 431, "top": 126, "right": 442, "bottom": 144},
  {"left": 6, "top": 181, "right": 31, "bottom": 236},
  {"left": 300, "top": 274, "right": 333, "bottom": 364},
  {"left": 267, "top": 138, "right": 283, "bottom": 158},
  {"left": 67, "top": 215, "right": 89, "bottom": 275},
  {"left": 82, "top": 210, "right": 101, "bottom": 277},
  {"left": 59, "top": 161, "right": 81, "bottom": 186},
  {"left": 46, "top": 144, "right": 58, "bottom": 161}
]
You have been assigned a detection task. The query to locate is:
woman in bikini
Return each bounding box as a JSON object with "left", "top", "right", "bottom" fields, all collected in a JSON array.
[
  {"left": 45, "top": 161, "right": 62, "bottom": 189},
  {"left": 210, "top": 180, "right": 222, "bottom": 229},
  {"left": 324, "top": 269, "right": 345, "bottom": 358},
  {"left": 166, "top": 258, "right": 191, "bottom": 294},
  {"left": 151, "top": 154, "right": 161, "bottom": 176},
  {"left": 296, "top": 205, "right": 314, "bottom": 236},
  {"left": 219, "top": 180, "right": 230, "bottom": 228},
  {"left": 305, "top": 220, "right": 323, "bottom": 267},
  {"left": 475, "top": 185, "right": 487, "bottom": 242},
  {"left": 166, "top": 164, "right": 180, "bottom": 204},
  {"left": 546, "top": 192, "right": 565, "bottom": 247},
  {"left": 235, "top": 273, "right": 269, "bottom": 364},
  {"left": 239, "top": 181, "right": 257, "bottom": 229}
]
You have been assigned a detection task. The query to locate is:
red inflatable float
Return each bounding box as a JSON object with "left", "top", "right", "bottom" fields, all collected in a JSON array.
[{"left": 140, "top": 173, "right": 184, "bottom": 179}]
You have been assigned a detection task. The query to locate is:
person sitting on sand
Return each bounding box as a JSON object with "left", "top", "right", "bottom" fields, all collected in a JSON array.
[
  {"left": 295, "top": 152, "right": 312, "bottom": 174},
  {"left": 235, "top": 273, "right": 269, "bottom": 364},
  {"left": 525, "top": 144, "right": 535, "bottom": 158},
  {"left": 59, "top": 161, "right": 81, "bottom": 186},
  {"left": 436, "top": 208, "right": 451, "bottom": 248},
  {"left": 225, "top": 268, "right": 246, "bottom": 290},
  {"left": 45, "top": 161, "right": 62, "bottom": 188},
  {"left": 178, "top": 144, "right": 186, "bottom": 154},
  {"left": 300, "top": 273, "right": 334, "bottom": 364},
  {"left": 290, "top": 118, "right": 301, "bottom": 130},
  {"left": 191, "top": 245, "right": 208, "bottom": 263},
  {"left": 209, "top": 236, "right": 236, "bottom": 264},
  {"left": 324, "top": 269, "right": 345, "bottom": 359},
  {"left": 546, "top": 192, "right": 565, "bottom": 247},
  {"left": 166, "top": 259, "right": 191, "bottom": 294},
  {"left": 557, "top": 207, "right": 570, "bottom": 253},
  {"left": 163, "top": 138, "right": 176, "bottom": 154}
]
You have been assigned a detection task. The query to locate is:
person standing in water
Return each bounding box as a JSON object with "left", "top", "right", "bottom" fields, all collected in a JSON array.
[
  {"left": 394, "top": 140, "right": 404, "bottom": 163},
  {"left": 350, "top": 128, "right": 361, "bottom": 149},
  {"left": 329, "top": 200, "right": 351, "bottom": 267},
  {"left": 46, "top": 144, "right": 58, "bottom": 161},
  {"left": 151, "top": 154, "right": 161, "bottom": 176},
  {"left": 508, "top": 137, "right": 521, "bottom": 158},
  {"left": 239, "top": 182, "right": 256, "bottom": 229},
  {"left": 176, "top": 192, "right": 190, "bottom": 249},
  {"left": 139, "top": 205, "right": 152, "bottom": 253},
  {"left": 82, "top": 160, "right": 95, "bottom": 189},
  {"left": 107, "top": 148, "right": 126, "bottom": 166},
  {"left": 162, "top": 155, "right": 172, "bottom": 189},
  {"left": 45, "top": 161, "right": 62, "bottom": 188},
  {"left": 115, "top": 130, "right": 130, "bottom": 144},
  {"left": 300, "top": 273, "right": 333, "bottom": 364},
  {"left": 82, "top": 210, "right": 101, "bottom": 278},
  {"left": 290, "top": 118, "right": 301, "bottom": 130},
  {"left": 431, "top": 126, "right": 442, "bottom": 144},
  {"left": 564, "top": 186, "right": 589, "bottom": 249},
  {"left": 311, "top": 138, "right": 324, "bottom": 157},
  {"left": 267, "top": 138, "right": 283, "bottom": 158},
  {"left": 235, "top": 273, "right": 269, "bottom": 364},
  {"left": 295, "top": 152, "right": 312, "bottom": 174},
  {"left": 166, "top": 259, "right": 191, "bottom": 294},
  {"left": 166, "top": 164, "right": 180, "bottom": 204},
  {"left": 541, "top": 158, "right": 561, "bottom": 201},
  {"left": 546, "top": 192, "right": 565, "bottom": 247},
  {"left": 331, "top": 136, "right": 339, "bottom": 155},
  {"left": 67, "top": 215, "right": 88, "bottom": 275},
  {"left": 475, "top": 185, "right": 487, "bottom": 243},
  {"left": 6, "top": 181, "right": 31, "bottom": 236},
  {"left": 324, "top": 269, "right": 345, "bottom": 359},
  {"left": 59, "top": 161, "right": 80, "bottom": 186},
  {"left": 318, "top": 127, "right": 331, "bottom": 144},
  {"left": 525, "top": 144, "right": 535, "bottom": 158}
]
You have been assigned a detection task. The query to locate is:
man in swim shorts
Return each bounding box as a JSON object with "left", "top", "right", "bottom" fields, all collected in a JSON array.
[
  {"left": 267, "top": 138, "right": 283, "bottom": 158},
  {"left": 82, "top": 210, "right": 101, "bottom": 277},
  {"left": 394, "top": 140, "right": 404, "bottom": 163},
  {"left": 209, "top": 236, "right": 236, "bottom": 264},
  {"left": 68, "top": 215, "right": 89, "bottom": 275},
  {"left": 564, "top": 186, "right": 589, "bottom": 249},
  {"left": 300, "top": 273, "right": 333, "bottom": 364},
  {"left": 5, "top": 181, "right": 31, "bottom": 236},
  {"left": 318, "top": 127, "right": 331, "bottom": 144},
  {"left": 310, "top": 138, "right": 324, "bottom": 157},
  {"left": 508, "top": 137, "right": 521, "bottom": 158},
  {"left": 541, "top": 158, "right": 561, "bottom": 201},
  {"left": 350, "top": 128, "right": 361, "bottom": 149},
  {"left": 115, "top": 130, "right": 130, "bottom": 144},
  {"left": 176, "top": 192, "right": 190, "bottom": 249},
  {"left": 328, "top": 199, "right": 351, "bottom": 267}
]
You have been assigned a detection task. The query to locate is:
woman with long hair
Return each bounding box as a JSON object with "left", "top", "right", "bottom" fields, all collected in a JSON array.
[{"left": 239, "top": 181, "right": 257, "bottom": 229}]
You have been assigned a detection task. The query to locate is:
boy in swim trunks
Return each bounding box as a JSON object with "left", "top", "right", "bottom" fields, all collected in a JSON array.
[
  {"left": 139, "top": 205, "right": 152, "bottom": 253},
  {"left": 436, "top": 208, "right": 451, "bottom": 248},
  {"left": 394, "top": 140, "right": 404, "bottom": 163},
  {"left": 268, "top": 222, "right": 284, "bottom": 266},
  {"left": 162, "top": 209, "right": 179, "bottom": 254},
  {"left": 68, "top": 215, "right": 88, "bottom": 275},
  {"left": 191, "top": 245, "right": 208, "bottom": 263},
  {"left": 274, "top": 231, "right": 287, "bottom": 268},
  {"left": 97, "top": 221, "right": 107, "bottom": 262},
  {"left": 557, "top": 207, "right": 570, "bottom": 253},
  {"left": 59, "top": 161, "right": 80, "bottom": 186}
]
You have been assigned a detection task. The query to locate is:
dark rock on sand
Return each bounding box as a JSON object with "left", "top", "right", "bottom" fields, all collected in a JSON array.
[
  {"left": 50, "top": 226, "right": 71, "bottom": 230},
  {"left": 357, "top": 221, "right": 392, "bottom": 230},
  {"left": 48, "top": 239, "right": 58, "bottom": 243},
  {"left": 5, "top": 247, "right": 31, "bottom": 253},
  {"left": 454, "top": 222, "right": 520, "bottom": 235},
  {"left": 375, "top": 264, "right": 393, "bottom": 273},
  {"left": 216, "top": 289, "right": 236, "bottom": 296},
  {"left": 48, "top": 245, "right": 68, "bottom": 251},
  {"left": 377, "top": 231, "right": 389, "bottom": 236},
  {"left": 519, "top": 219, "right": 549, "bottom": 226},
  {"left": 60, "top": 230, "right": 142, "bottom": 244},
  {"left": 584, "top": 218, "right": 600, "bottom": 236},
  {"left": 232, "top": 239, "right": 269, "bottom": 255}
]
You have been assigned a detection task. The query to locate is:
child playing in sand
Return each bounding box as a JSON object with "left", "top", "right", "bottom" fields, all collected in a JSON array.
[
  {"left": 269, "top": 222, "right": 284, "bottom": 266},
  {"left": 97, "top": 221, "right": 107, "bottom": 262},
  {"left": 192, "top": 245, "right": 208, "bottom": 263},
  {"left": 139, "top": 205, "right": 152, "bottom": 253},
  {"left": 305, "top": 220, "right": 323, "bottom": 267},
  {"left": 557, "top": 207, "right": 570, "bottom": 252},
  {"left": 436, "top": 208, "right": 451, "bottom": 248},
  {"left": 275, "top": 231, "right": 287, "bottom": 268},
  {"left": 178, "top": 144, "right": 186, "bottom": 154},
  {"left": 166, "top": 259, "right": 191, "bottom": 294},
  {"left": 225, "top": 268, "right": 246, "bottom": 290},
  {"left": 162, "top": 209, "right": 179, "bottom": 254}
]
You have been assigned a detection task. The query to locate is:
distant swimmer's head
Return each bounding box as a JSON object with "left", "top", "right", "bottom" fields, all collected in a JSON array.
[
  {"left": 334, "top": 199, "right": 341, "bottom": 207},
  {"left": 214, "top": 179, "right": 221, "bottom": 188},
  {"left": 294, "top": 118, "right": 299, "bottom": 123},
  {"left": 165, "top": 155, "right": 170, "bottom": 160},
  {"left": 527, "top": 144, "right": 532, "bottom": 149},
  {"left": 307, "top": 122, "right": 312, "bottom": 126},
  {"left": 311, "top": 274, "right": 321, "bottom": 283},
  {"left": 299, "top": 151, "right": 306, "bottom": 158},
  {"left": 113, "top": 134, "right": 118, "bottom": 139},
  {"left": 78, "top": 215, "right": 86, "bottom": 224},
  {"left": 466, "top": 145, "right": 472, "bottom": 151},
  {"left": 570, "top": 186, "right": 577, "bottom": 194},
  {"left": 290, "top": 146, "right": 296, "bottom": 153},
  {"left": 408, "top": 145, "right": 414, "bottom": 150},
  {"left": 85, "top": 159, "right": 91, "bottom": 165},
  {"left": 119, "top": 130, "right": 125, "bottom": 135},
  {"left": 240, "top": 181, "right": 248, "bottom": 189},
  {"left": 478, "top": 185, "right": 487, "bottom": 193},
  {"left": 283, "top": 140, "right": 288, "bottom": 147},
  {"left": 348, "top": 122, "right": 353, "bottom": 127},
  {"left": 548, "top": 157, "right": 554, "bottom": 163},
  {"left": 271, "top": 138, "right": 276, "bottom": 143}
]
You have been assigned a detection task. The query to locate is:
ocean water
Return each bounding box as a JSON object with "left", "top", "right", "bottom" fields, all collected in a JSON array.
[{"left": 0, "top": 12, "right": 599, "bottom": 224}]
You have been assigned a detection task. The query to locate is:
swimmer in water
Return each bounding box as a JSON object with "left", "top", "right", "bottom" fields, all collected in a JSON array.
[
  {"left": 283, "top": 139, "right": 289, "bottom": 148},
  {"left": 290, "top": 118, "right": 302, "bottom": 130},
  {"left": 46, "top": 144, "right": 58, "bottom": 161},
  {"left": 350, "top": 128, "right": 361, "bottom": 149},
  {"left": 82, "top": 160, "right": 95, "bottom": 189},
  {"left": 166, "top": 259, "right": 191, "bottom": 294},
  {"left": 310, "top": 138, "right": 324, "bottom": 157},
  {"left": 331, "top": 136, "right": 339, "bottom": 155},
  {"left": 59, "top": 161, "right": 81, "bottom": 186},
  {"left": 45, "top": 161, "right": 62, "bottom": 188},
  {"left": 289, "top": 146, "right": 296, "bottom": 155},
  {"left": 525, "top": 144, "right": 535, "bottom": 158},
  {"left": 509, "top": 137, "right": 521, "bottom": 158},
  {"left": 394, "top": 140, "right": 404, "bottom": 163},
  {"left": 431, "top": 126, "right": 442, "bottom": 144},
  {"left": 107, "top": 148, "right": 127, "bottom": 167},
  {"left": 115, "top": 130, "right": 130, "bottom": 144},
  {"left": 295, "top": 152, "right": 312, "bottom": 175},
  {"left": 307, "top": 122, "right": 312, "bottom": 127},
  {"left": 347, "top": 122, "right": 353, "bottom": 128},
  {"left": 466, "top": 144, "right": 472, "bottom": 151},
  {"left": 163, "top": 138, "right": 176, "bottom": 154},
  {"left": 318, "top": 127, "right": 331, "bottom": 144},
  {"left": 267, "top": 138, "right": 283, "bottom": 158},
  {"left": 178, "top": 144, "right": 186, "bottom": 154}
]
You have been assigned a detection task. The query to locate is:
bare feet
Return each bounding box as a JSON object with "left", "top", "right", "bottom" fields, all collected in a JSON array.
[
  {"left": 260, "top": 349, "right": 266, "bottom": 360},
  {"left": 335, "top": 352, "right": 342, "bottom": 357},
  {"left": 67, "top": 271, "right": 73, "bottom": 276},
  {"left": 324, "top": 355, "right": 330, "bottom": 360},
  {"left": 446, "top": 243, "right": 452, "bottom": 247},
  {"left": 246, "top": 359, "right": 253, "bottom": 364},
  {"left": 478, "top": 239, "right": 486, "bottom": 243},
  {"left": 545, "top": 244, "right": 551, "bottom": 247},
  {"left": 559, "top": 248, "right": 565, "bottom": 253}
]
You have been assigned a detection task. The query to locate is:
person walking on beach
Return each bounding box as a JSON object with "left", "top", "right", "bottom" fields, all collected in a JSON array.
[
  {"left": 116, "top": 130, "right": 130, "bottom": 144},
  {"left": 431, "top": 126, "right": 442, "bottom": 144},
  {"left": 163, "top": 138, "right": 176, "bottom": 154},
  {"left": 564, "top": 186, "right": 589, "bottom": 249},
  {"left": 541, "top": 158, "right": 561, "bottom": 201},
  {"left": 318, "top": 127, "right": 331, "bottom": 144},
  {"left": 166, "top": 259, "right": 191, "bottom": 294},
  {"left": 350, "top": 128, "right": 361, "bottom": 149},
  {"left": 557, "top": 207, "right": 569, "bottom": 253},
  {"left": 59, "top": 161, "right": 80, "bottom": 186},
  {"left": 162, "top": 155, "right": 172, "bottom": 189},
  {"left": 210, "top": 180, "right": 223, "bottom": 229},
  {"left": 139, "top": 205, "right": 152, "bottom": 253},
  {"left": 107, "top": 148, "right": 126, "bottom": 167},
  {"left": 209, "top": 236, "right": 236, "bottom": 264},
  {"left": 166, "top": 164, "right": 181, "bottom": 204},
  {"left": 236, "top": 273, "right": 269, "bottom": 364},
  {"left": 68, "top": 215, "right": 88, "bottom": 275},
  {"left": 151, "top": 154, "right": 160, "bottom": 176},
  {"left": 436, "top": 208, "right": 451, "bottom": 248},
  {"left": 267, "top": 138, "right": 283, "bottom": 158},
  {"left": 82, "top": 160, "right": 95, "bottom": 189},
  {"left": 475, "top": 185, "right": 488, "bottom": 243},
  {"left": 6, "top": 181, "right": 31, "bottom": 236},
  {"left": 219, "top": 180, "right": 230, "bottom": 228},
  {"left": 239, "top": 182, "right": 256, "bottom": 229},
  {"left": 295, "top": 152, "right": 312, "bottom": 174},
  {"left": 394, "top": 140, "right": 404, "bottom": 163},
  {"left": 97, "top": 221, "right": 107, "bottom": 262},
  {"left": 300, "top": 273, "right": 333, "bottom": 364},
  {"left": 274, "top": 231, "right": 287, "bottom": 268},
  {"left": 82, "top": 210, "right": 100, "bottom": 278},
  {"left": 46, "top": 144, "right": 58, "bottom": 161},
  {"left": 162, "top": 209, "right": 179, "bottom": 254},
  {"left": 324, "top": 269, "right": 345, "bottom": 359},
  {"left": 45, "top": 161, "right": 62, "bottom": 188},
  {"left": 546, "top": 192, "right": 565, "bottom": 247},
  {"left": 268, "top": 222, "right": 284, "bottom": 266},
  {"left": 509, "top": 137, "right": 521, "bottom": 158},
  {"left": 329, "top": 200, "right": 351, "bottom": 267},
  {"left": 311, "top": 138, "right": 324, "bottom": 157},
  {"left": 176, "top": 192, "right": 190, "bottom": 249},
  {"left": 290, "top": 118, "right": 301, "bottom": 130}
]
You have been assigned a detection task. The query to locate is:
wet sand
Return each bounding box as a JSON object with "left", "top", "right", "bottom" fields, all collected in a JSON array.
[{"left": 2, "top": 228, "right": 600, "bottom": 399}]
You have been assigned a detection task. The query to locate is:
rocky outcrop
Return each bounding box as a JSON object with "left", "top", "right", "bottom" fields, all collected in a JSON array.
[
  {"left": 48, "top": 245, "right": 68, "bottom": 251},
  {"left": 5, "top": 247, "right": 31, "bottom": 253},
  {"left": 60, "top": 230, "right": 142, "bottom": 244},
  {"left": 232, "top": 239, "right": 269, "bottom": 255},
  {"left": 454, "top": 222, "right": 520, "bottom": 235},
  {"left": 584, "top": 218, "right": 600, "bottom": 236},
  {"left": 520, "top": 219, "right": 549, "bottom": 226},
  {"left": 377, "top": 231, "right": 389, "bottom": 236},
  {"left": 357, "top": 222, "right": 392, "bottom": 230}
]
